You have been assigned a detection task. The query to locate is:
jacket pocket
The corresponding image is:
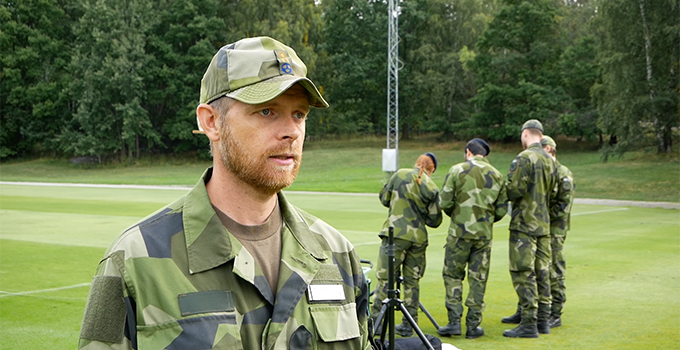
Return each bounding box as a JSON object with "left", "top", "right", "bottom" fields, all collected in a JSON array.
[
  {"left": 137, "top": 313, "right": 242, "bottom": 350},
  {"left": 309, "top": 303, "right": 360, "bottom": 342}
]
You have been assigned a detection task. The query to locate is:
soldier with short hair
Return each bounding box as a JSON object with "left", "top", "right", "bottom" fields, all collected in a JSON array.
[
  {"left": 436, "top": 138, "right": 508, "bottom": 340},
  {"left": 541, "top": 135, "right": 575, "bottom": 329},
  {"left": 501, "top": 119, "right": 559, "bottom": 338},
  {"left": 78, "top": 37, "right": 371, "bottom": 350},
  {"left": 370, "top": 153, "right": 443, "bottom": 337}
]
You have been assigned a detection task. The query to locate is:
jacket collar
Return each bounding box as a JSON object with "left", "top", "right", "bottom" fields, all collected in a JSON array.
[
  {"left": 470, "top": 155, "right": 489, "bottom": 164},
  {"left": 183, "top": 168, "right": 327, "bottom": 274},
  {"left": 527, "top": 142, "right": 542, "bottom": 150}
]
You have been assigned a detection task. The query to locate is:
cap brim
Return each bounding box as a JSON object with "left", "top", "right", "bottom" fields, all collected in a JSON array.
[{"left": 226, "top": 75, "right": 329, "bottom": 108}]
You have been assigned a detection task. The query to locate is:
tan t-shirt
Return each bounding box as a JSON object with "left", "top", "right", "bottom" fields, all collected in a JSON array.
[{"left": 213, "top": 201, "right": 282, "bottom": 295}]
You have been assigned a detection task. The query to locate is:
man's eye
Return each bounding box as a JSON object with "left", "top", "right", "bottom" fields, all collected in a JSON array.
[
  {"left": 295, "top": 112, "right": 306, "bottom": 119},
  {"left": 260, "top": 109, "right": 271, "bottom": 116}
]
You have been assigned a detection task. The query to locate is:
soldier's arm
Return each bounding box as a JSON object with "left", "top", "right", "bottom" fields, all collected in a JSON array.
[
  {"left": 378, "top": 182, "right": 391, "bottom": 208},
  {"left": 550, "top": 175, "right": 574, "bottom": 220},
  {"left": 79, "top": 253, "right": 135, "bottom": 350},
  {"left": 506, "top": 156, "right": 529, "bottom": 201},
  {"left": 423, "top": 179, "right": 443, "bottom": 228},
  {"left": 494, "top": 177, "right": 509, "bottom": 222},
  {"left": 440, "top": 170, "right": 456, "bottom": 217}
]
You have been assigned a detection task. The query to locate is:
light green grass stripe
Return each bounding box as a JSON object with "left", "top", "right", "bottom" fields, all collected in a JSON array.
[
  {"left": 0, "top": 210, "right": 140, "bottom": 248},
  {"left": 0, "top": 283, "right": 91, "bottom": 298}
]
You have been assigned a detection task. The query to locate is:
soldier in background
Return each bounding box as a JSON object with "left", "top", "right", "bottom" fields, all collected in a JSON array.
[
  {"left": 370, "top": 153, "right": 443, "bottom": 337},
  {"left": 541, "top": 136, "right": 575, "bottom": 329},
  {"left": 79, "top": 37, "right": 371, "bottom": 350},
  {"left": 437, "top": 138, "right": 508, "bottom": 339},
  {"left": 501, "top": 119, "right": 559, "bottom": 338}
]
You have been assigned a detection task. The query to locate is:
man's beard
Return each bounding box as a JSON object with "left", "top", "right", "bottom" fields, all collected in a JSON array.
[{"left": 218, "top": 123, "right": 301, "bottom": 196}]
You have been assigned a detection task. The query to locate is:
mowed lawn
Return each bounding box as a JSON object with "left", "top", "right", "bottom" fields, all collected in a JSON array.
[{"left": 1, "top": 183, "right": 679, "bottom": 349}]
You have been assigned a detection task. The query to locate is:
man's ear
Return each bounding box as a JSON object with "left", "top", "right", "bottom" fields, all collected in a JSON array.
[{"left": 196, "top": 103, "right": 220, "bottom": 142}]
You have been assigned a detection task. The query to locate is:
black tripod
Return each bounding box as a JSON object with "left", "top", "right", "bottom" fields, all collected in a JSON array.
[{"left": 372, "top": 227, "right": 436, "bottom": 350}]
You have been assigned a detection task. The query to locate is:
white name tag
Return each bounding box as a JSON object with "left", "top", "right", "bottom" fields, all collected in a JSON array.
[{"left": 307, "top": 284, "right": 346, "bottom": 302}]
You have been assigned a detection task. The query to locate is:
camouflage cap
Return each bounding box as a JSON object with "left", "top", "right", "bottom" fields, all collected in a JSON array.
[
  {"left": 541, "top": 135, "right": 557, "bottom": 149},
  {"left": 521, "top": 119, "right": 544, "bottom": 132},
  {"left": 199, "top": 36, "right": 328, "bottom": 110}
]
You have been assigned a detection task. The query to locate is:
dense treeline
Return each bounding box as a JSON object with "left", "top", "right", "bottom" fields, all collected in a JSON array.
[{"left": 1, "top": 0, "right": 678, "bottom": 161}]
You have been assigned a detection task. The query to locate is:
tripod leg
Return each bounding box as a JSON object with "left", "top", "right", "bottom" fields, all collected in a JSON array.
[
  {"left": 373, "top": 301, "right": 394, "bottom": 348},
  {"left": 398, "top": 304, "right": 435, "bottom": 350},
  {"left": 374, "top": 303, "right": 387, "bottom": 335},
  {"left": 419, "top": 302, "right": 441, "bottom": 330}
]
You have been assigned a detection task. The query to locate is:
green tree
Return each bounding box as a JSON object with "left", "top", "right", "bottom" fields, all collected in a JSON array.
[
  {"left": 469, "top": 0, "right": 568, "bottom": 141},
  {"left": 317, "top": 0, "right": 387, "bottom": 137},
  {"left": 555, "top": 0, "right": 601, "bottom": 142},
  {"left": 594, "top": 0, "right": 679, "bottom": 155},
  {"left": 63, "top": 0, "right": 160, "bottom": 161},
  {"left": 319, "top": 0, "right": 497, "bottom": 141},
  {"left": 143, "top": 0, "right": 223, "bottom": 154},
  {"left": 399, "top": 0, "right": 496, "bottom": 140},
  {"left": 557, "top": 36, "right": 600, "bottom": 142},
  {"left": 0, "top": 0, "right": 78, "bottom": 159}
]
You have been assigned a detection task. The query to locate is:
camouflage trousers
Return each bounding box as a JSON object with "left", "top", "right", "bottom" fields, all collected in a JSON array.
[
  {"left": 509, "top": 231, "right": 552, "bottom": 324},
  {"left": 550, "top": 234, "right": 566, "bottom": 316},
  {"left": 370, "top": 238, "right": 427, "bottom": 323},
  {"left": 442, "top": 235, "right": 491, "bottom": 328}
]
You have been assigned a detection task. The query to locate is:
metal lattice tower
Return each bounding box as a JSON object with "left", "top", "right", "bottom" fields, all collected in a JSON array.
[{"left": 386, "top": 0, "right": 399, "bottom": 152}]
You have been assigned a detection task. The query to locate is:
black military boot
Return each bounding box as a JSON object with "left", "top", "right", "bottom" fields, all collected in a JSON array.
[
  {"left": 502, "top": 324, "right": 539, "bottom": 338},
  {"left": 549, "top": 315, "right": 562, "bottom": 328},
  {"left": 537, "top": 303, "right": 551, "bottom": 334},
  {"left": 465, "top": 326, "right": 484, "bottom": 339},
  {"left": 437, "top": 320, "right": 461, "bottom": 336},
  {"left": 501, "top": 309, "right": 522, "bottom": 324},
  {"left": 394, "top": 322, "right": 413, "bottom": 337}
]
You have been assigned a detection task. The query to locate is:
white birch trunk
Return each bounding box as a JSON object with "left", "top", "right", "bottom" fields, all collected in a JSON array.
[{"left": 638, "top": 0, "right": 667, "bottom": 152}]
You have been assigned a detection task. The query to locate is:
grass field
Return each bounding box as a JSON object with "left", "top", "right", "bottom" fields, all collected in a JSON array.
[
  {"left": 1, "top": 183, "right": 679, "bottom": 349},
  {"left": 1, "top": 137, "right": 678, "bottom": 202}
]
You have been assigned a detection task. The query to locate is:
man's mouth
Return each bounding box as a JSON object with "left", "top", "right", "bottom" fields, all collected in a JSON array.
[{"left": 269, "top": 153, "right": 298, "bottom": 166}]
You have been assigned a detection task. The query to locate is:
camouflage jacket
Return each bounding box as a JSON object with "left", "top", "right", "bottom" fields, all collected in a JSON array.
[
  {"left": 79, "top": 168, "right": 370, "bottom": 350},
  {"left": 378, "top": 168, "right": 443, "bottom": 244},
  {"left": 440, "top": 156, "right": 508, "bottom": 240},
  {"left": 550, "top": 161, "right": 575, "bottom": 236},
  {"left": 506, "top": 143, "right": 558, "bottom": 237}
]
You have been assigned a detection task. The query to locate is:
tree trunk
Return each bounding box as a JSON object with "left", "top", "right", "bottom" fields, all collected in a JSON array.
[
  {"left": 662, "top": 124, "right": 673, "bottom": 153},
  {"left": 401, "top": 122, "right": 410, "bottom": 141},
  {"left": 638, "top": 0, "right": 667, "bottom": 153},
  {"left": 663, "top": 30, "right": 679, "bottom": 154}
]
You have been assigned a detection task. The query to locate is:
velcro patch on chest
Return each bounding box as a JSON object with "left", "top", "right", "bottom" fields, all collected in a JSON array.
[{"left": 179, "top": 290, "right": 235, "bottom": 317}]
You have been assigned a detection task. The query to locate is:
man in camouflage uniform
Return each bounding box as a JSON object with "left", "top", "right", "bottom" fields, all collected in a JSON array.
[
  {"left": 370, "top": 153, "right": 443, "bottom": 337},
  {"left": 541, "top": 136, "right": 575, "bottom": 329},
  {"left": 78, "top": 37, "right": 371, "bottom": 350},
  {"left": 437, "top": 139, "right": 508, "bottom": 339},
  {"left": 501, "top": 119, "right": 559, "bottom": 338}
]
